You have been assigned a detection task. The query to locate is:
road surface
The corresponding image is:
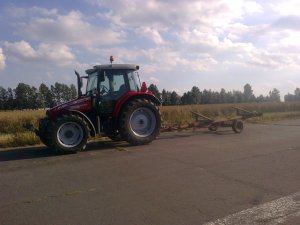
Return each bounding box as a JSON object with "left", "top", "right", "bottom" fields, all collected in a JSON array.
[{"left": 1, "top": 120, "right": 300, "bottom": 225}]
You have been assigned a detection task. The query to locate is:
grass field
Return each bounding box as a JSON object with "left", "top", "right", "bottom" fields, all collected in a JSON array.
[
  {"left": 1, "top": 102, "right": 300, "bottom": 148},
  {"left": 160, "top": 102, "right": 300, "bottom": 125},
  {"left": 0, "top": 110, "right": 45, "bottom": 148}
]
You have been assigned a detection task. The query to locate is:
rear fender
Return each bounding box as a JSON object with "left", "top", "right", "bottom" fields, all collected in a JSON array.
[
  {"left": 113, "top": 93, "right": 161, "bottom": 119},
  {"left": 59, "top": 109, "right": 96, "bottom": 137}
]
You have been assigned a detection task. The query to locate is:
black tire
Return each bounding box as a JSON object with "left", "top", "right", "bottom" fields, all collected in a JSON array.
[
  {"left": 38, "top": 118, "right": 53, "bottom": 148},
  {"left": 119, "top": 98, "right": 161, "bottom": 145},
  {"left": 232, "top": 120, "right": 244, "bottom": 133},
  {"left": 40, "top": 125, "right": 53, "bottom": 147},
  {"left": 51, "top": 114, "right": 89, "bottom": 153}
]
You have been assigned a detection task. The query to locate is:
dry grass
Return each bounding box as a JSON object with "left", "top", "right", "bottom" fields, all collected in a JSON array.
[
  {"left": 0, "top": 110, "right": 45, "bottom": 134},
  {"left": 160, "top": 102, "right": 300, "bottom": 126},
  {"left": 0, "top": 132, "right": 41, "bottom": 148},
  {"left": 248, "top": 111, "right": 300, "bottom": 123},
  {"left": 0, "top": 110, "right": 45, "bottom": 148},
  {"left": 1, "top": 102, "right": 300, "bottom": 148}
]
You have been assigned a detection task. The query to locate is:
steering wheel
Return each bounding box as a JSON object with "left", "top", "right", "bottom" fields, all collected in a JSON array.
[{"left": 100, "top": 85, "right": 109, "bottom": 94}]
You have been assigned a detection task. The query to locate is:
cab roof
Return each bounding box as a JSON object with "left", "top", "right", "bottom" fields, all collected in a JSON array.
[{"left": 85, "top": 64, "right": 139, "bottom": 75}]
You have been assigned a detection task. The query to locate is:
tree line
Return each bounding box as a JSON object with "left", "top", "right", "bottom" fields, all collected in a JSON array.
[
  {"left": 148, "top": 83, "right": 284, "bottom": 106},
  {"left": 0, "top": 82, "right": 299, "bottom": 110},
  {"left": 284, "top": 88, "right": 300, "bottom": 102},
  {"left": 0, "top": 83, "right": 77, "bottom": 110}
]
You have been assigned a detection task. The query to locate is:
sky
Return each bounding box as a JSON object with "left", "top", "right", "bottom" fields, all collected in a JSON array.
[{"left": 1, "top": 0, "right": 300, "bottom": 98}]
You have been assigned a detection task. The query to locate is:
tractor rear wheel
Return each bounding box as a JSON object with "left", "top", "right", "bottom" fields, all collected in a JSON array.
[
  {"left": 119, "top": 99, "right": 161, "bottom": 145},
  {"left": 51, "top": 115, "right": 89, "bottom": 153}
]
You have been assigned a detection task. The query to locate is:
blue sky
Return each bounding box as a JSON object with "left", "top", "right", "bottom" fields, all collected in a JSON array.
[{"left": 1, "top": 0, "right": 300, "bottom": 97}]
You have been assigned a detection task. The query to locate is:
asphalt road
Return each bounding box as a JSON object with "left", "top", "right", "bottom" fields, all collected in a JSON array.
[{"left": 1, "top": 120, "right": 300, "bottom": 225}]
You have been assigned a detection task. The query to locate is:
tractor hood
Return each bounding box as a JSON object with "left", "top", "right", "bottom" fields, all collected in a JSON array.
[{"left": 47, "top": 95, "right": 92, "bottom": 118}]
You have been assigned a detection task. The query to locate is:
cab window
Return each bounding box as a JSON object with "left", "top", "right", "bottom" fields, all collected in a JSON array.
[
  {"left": 100, "top": 70, "right": 127, "bottom": 98},
  {"left": 128, "top": 71, "right": 140, "bottom": 91}
]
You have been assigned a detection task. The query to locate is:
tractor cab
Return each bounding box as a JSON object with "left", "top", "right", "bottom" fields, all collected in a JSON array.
[{"left": 83, "top": 64, "right": 141, "bottom": 114}]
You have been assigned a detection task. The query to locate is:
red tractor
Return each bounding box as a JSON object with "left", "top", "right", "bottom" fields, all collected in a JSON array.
[{"left": 35, "top": 63, "right": 161, "bottom": 153}]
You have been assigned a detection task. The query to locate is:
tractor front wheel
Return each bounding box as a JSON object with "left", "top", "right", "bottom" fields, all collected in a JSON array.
[
  {"left": 52, "top": 115, "right": 89, "bottom": 153},
  {"left": 38, "top": 118, "right": 53, "bottom": 148},
  {"left": 120, "top": 99, "right": 161, "bottom": 145}
]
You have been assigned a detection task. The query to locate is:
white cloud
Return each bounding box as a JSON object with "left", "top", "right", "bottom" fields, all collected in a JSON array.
[
  {"left": 178, "top": 28, "right": 255, "bottom": 54},
  {"left": 141, "top": 48, "right": 185, "bottom": 69},
  {"left": 243, "top": 1, "right": 264, "bottom": 14},
  {"left": 87, "top": 0, "right": 268, "bottom": 70},
  {"left": 149, "top": 76, "right": 160, "bottom": 83},
  {"left": 139, "top": 47, "right": 218, "bottom": 73},
  {"left": 91, "top": 0, "right": 263, "bottom": 30},
  {"left": 0, "top": 48, "right": 6, "bottom": 70},
  {"left": 38, "top": 43, "right": 76, "bottom": 66},
  {"left": 136, "top": 27, "right": 165, "bottom": 45},
  {"left": 4, "top": 41, "right": 37, "bottom": 60},
  {"left": 244, "top": 50, "right": 300, "bottom": 70},
  {"left": 271, "top": 0, "right": 300, "bottom": 16},
  {"left": 99, "top": 0, "right": 245, "bottom": 29},
  {"left": 20, "top": 10, "right": 125, "bottom": 47},
  {"left": 4, "top": 41, "right": 75, "bottom": 66}
]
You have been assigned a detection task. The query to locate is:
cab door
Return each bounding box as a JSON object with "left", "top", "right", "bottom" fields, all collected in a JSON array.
[{"left": 98, "top": 70, "right": 128, "bottom": 115}]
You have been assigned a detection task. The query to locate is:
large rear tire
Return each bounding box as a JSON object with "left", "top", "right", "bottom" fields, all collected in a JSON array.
[
  {"left": 119, "top": 99, "right": 161, "bottom": 145},
  {"left": 51, "top": 115, "right": 89, "bottom": 153}
]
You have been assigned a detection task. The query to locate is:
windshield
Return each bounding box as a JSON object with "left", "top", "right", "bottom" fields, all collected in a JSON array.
[{"left": 86, "top": 72, "right": 98, "bottom": 95}]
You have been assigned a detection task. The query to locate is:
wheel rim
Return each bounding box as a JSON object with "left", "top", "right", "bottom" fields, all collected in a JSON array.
[
  {"left": 57, "top": 122, "right": 84, "bottom": 148},
  {"left": 129, "top": 107, "right": 156, "bottom": 137}
]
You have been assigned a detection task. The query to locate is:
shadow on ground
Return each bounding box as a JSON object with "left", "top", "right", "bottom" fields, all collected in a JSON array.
[
  {"left": 0, "top": 140, "right": 129, "bottom": 162},
  {"left": 0, "top": 130, "right": 238, "bottom": 162},
  {"left": 158, "top": 129, "right": 237, "bottom": 140}
]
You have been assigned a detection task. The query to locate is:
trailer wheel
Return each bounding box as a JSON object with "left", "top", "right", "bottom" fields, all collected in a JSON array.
[
  {"left": 119, "top": 98, "right": 161, "bottom": 145},
  {"left": 52, "top": 114, "right": 89, "bottom": 153},
  {"left": 208, "top": 125, "right": 218, "bottom": 131},
  {"left": 232, "top": 120, "right": 243, "bottom": 133}
]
